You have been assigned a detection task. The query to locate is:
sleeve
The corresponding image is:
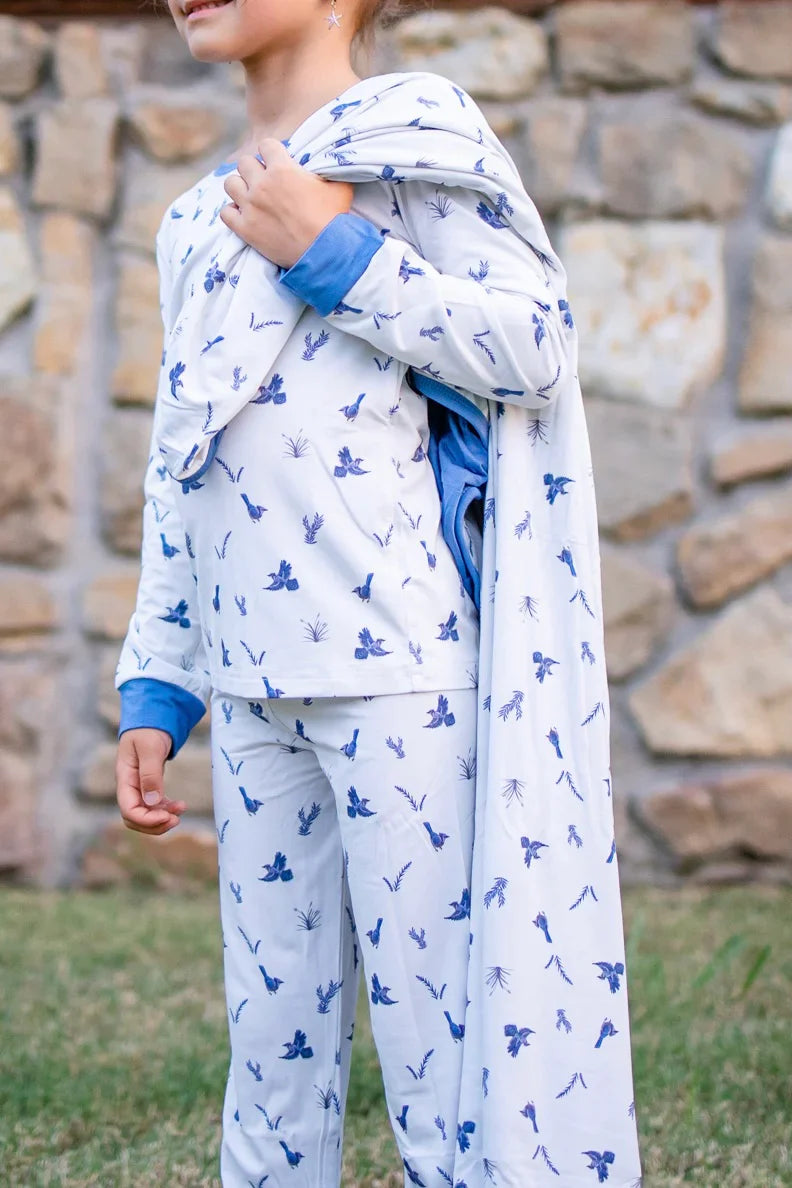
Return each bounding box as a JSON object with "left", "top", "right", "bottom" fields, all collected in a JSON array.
[
  {"left": 276, "top": 179, "right": 573, "bottom": 408},
  {"left": 114, "top": 222, "right": 210, "bottom": 760}
]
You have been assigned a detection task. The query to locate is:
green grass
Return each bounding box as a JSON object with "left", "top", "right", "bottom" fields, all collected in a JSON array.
[{"left": 0, "top": 884, "right": 790, "bottom": 1187}]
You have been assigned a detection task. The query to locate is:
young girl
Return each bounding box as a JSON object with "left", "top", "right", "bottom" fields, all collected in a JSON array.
[{"left": 115, "top": 2, "right": 643, "bottom": 1186}]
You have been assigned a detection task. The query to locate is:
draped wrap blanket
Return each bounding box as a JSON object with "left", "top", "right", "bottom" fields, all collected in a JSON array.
[{"left": 154, "top": 69, "right": 643, "bottom": 1188}]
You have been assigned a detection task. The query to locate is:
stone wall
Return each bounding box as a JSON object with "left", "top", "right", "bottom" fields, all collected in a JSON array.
[{"left": 2, "top": 1, "right": 792, "bottom": 890}]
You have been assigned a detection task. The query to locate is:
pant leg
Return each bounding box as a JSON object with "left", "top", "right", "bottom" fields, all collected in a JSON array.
[
  {"left": 209, "top": 691, "right": 362, "bottom": 1188},
  {"left": 267, "top": 687, "right": 478, "bottom": 1188}
]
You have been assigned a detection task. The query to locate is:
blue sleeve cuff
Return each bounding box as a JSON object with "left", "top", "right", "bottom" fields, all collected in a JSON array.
[
  {"left": 277, "top": 211, "right": 385, "bottom": 316},
  {"left": 118, "top": 677, "right": 206, "bottom": 761}
]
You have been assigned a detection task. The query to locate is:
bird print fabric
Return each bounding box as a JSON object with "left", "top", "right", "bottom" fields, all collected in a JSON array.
[
  {"left": 116, "top": 68, "right": 643, "bottom": 1187},
  {"left": 209, "top": 687, "right": 479, "bottom": 1188}
]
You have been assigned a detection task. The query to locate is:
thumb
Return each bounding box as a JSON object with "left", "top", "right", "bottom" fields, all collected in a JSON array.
[{"left": 136, "top": 737, "right": 167, "bottom": 806}]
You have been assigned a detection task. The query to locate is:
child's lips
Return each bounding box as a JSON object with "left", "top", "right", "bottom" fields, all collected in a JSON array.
[{"left": 185, "top": 0, "right": 233, "bottom": 20}]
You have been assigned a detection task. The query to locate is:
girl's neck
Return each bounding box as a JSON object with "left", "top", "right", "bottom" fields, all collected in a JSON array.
[{"left": 235, "top": 42, "right": 364, "bottom": 150}]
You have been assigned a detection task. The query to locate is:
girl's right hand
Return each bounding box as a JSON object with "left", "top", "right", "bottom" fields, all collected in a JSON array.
[{"left": 115, "top": 728, "right": 187, "bottom": 835}]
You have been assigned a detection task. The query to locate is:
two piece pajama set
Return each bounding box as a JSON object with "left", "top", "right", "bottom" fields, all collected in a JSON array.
[{"left": 116, "top": 69, "right": 643, "bottom": 1188}]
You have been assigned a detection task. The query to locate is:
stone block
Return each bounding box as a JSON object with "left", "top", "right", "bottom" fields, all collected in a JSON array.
[
  {"left": 83, "top": 568, "right": 140, "bottom": 641},
  {"left": 739, "top": 228, "right": 792, "bottom": 412},
  {"left": 555, "top": 1, "right": 694, "bottom": 93},
  {"left": 111, "top": 254, "right": 162, "bottom": 405},
  {"left": 710, "top": 2, "right": 792, "bottom": 82},
  {"left": 630, "top": 588, "right": 792, "bottom": 757},
  {"left": 586, "top": 398, "right": 694, "bottom": 541},
  {"left": 0, "top": 661, "right": 54, "bottom": 751},
  {"left": 125, "top": 84, "right": 227, "bottom": 162},
  {"left": 691, "top": 77, "right": 792, "bottom": 126},
  {"left": 0, "top": 573, "right": 56, "bottom": 636},
  {"left": 598, "top": 110, "right": 753, "bottom": 220},
  {"left": 514, "top": 97, "right": 587, "bottom": 215},
  {"left": 710, "top": 424, "right": 792, "bottom": 487},
  {"left": 0, "top": 750, "right": 39, "bottom": 870},
  {"left": 54, "top": 22, "right": 109, "bottom": 99},
  {"left": 637, "top": 769, "right": 792, "bottom": 865},
  {"left": 33, "top": 213, "right": 94, "bottom": 377},
  {"left": 601, "top": 544, "right": 675, "bottom": 680},
  {"left": 79, "top": 820, "right": 218, "bottom": 890},
  {"left": 0, "top": 16, "right": 50, "bottom": 100},
  {"left": 677, "top": 487, "right": 792, "bottom": 607},
  {"left": 390, "top": 7, "right": 548, "bottom": 101},
  {"left": 560, "top": 219, "right": 726, "bottom": 409},
  {"left": 32, "top": 99, "right": 120, "bottom": 220}
]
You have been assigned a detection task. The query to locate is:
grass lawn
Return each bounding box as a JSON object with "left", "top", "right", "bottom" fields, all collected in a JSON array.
[{"left": 0, "top": 883, "right": 789, "bottom": 1187}]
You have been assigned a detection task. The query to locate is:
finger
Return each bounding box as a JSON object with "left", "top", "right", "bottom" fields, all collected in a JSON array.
[
  {"left": 236, "top": 152, "right": 267, "bottom": 185},
  {"left": 223, "top": 173, "right": 248, "bottom": 201},
  {"left": 136, "top": 742, "right": 166, "bottom": 807},
  {"left": 116, "top": 764, "right": 176, "bottom": 829}
]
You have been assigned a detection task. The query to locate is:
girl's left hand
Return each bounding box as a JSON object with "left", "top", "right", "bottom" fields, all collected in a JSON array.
[{"left": 219, "top": 137, "right": 355, "bottom": 270}]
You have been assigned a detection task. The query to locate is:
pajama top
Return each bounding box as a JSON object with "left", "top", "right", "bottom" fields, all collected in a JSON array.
[{"left": 116, "top": 116, "right": 569, "bottom": 746}]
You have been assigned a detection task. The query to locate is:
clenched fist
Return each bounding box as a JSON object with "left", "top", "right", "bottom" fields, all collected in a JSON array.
[{"left": 219, "top": 137, "right": 355, "bottom": 269}]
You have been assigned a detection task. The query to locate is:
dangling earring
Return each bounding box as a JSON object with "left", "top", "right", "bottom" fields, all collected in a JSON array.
[{"left": 326, "top": 0, "right": 342, "bottom": 28}]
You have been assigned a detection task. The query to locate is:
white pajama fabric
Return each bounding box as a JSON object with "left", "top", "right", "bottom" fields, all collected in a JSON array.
[{"left": 209, "top": 686, "right": 479, "bottom": 1188}]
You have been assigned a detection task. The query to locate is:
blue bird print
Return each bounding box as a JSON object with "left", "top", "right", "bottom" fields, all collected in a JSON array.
[
  {"left": 425, "top": 694, "right": 455, "bottom": 728},
  {"left": 354, "top": 627, "right": 392, "bottom": 659},
  {"left": 347, "top": 785, "right": 376, "bottom": 818},
  {"left": 260, "top": 852, "right": 294, "bottom": 882},
  {"left": 583, "top": 1149, "right": 616, "bottom": 1182},
  {"left": 547, "top": 727, "right": 563, "bottom": 759},
  {"left": 212, "top": 584, "right": 220, "bottom": 613},
  {"left": 544, "top": 472, "right": 575, "bottom": 504},
  {"left": 352, "top": 573, "right": 374, "bottom": 601},
  {"left": 204, "top": 262, "right": 226, "bottom": 291},
  {"left": 366, "top": 917, "right": 383, "bottom": 947},
  {"left": 559, "top": 297, "right": 575, "bottom": 329},
  {"left": 445, "top": 888, "right": 471, "bottom": 920},
  {"left": 403, "top": 1159, "right": 426, "bottom": 1187},
  {"left": 252, "top": 373, "right": 287, "bottom": 404},
  {"left": 159, "top": 599, "right": 190, "bottom": 628},
  {"left": 398, "top": 255, "right": 425, "bottom": 282},
  {"left": 504, "top": 1023, "right": 536, "bottom": 1057},
  {"left": 264, "top": 561, "right": 299, "bottom": 591},
  {"left": 457, "top": 1119, "right": 476, "bottom": 1153},
  {"left": 423, "top": 821, "right": 449, "bottom": 851},
  {"left": 160, "top": 533, "right": 180, "bottom": 559},
  {"left": 339, "top": 392, "right": 366, "bottom": 420},
  {"left": 534, "top": 911, "right": 552, "bottom": 943},
  {"left": 279, "top": 1139, "right": 305, "bottom": 1168},
  {"left": 533, "top": 651, "right": 559, "bottom": 682},
  {"left": 200, "top": 334, "right": 224, "bottom": 355},
  {"left": 396, "top": 1104, "right": 409, "bottom": 1132},
  {"left": 476, "top": 199, "right": 509, "bottom": 229},
  {"left": 558, "top": 546, "right": 577, "bottom": 576},
  {"left": 339, "top": 728, "right": 359, "bottom": 758},
  {"left": 262, "top": 676, "right": 285, "bottom": 698},
  {"left": 521, "top": 836, "right": 549, "bottom": 868},
  {"left": 371, "top": 972, "right": 398, "bottom": 1005},
  {"left": 520, "top": 1101, "right": 539, "bottom": 1132},
  {"left": 593, "top": 960, "right": 625, "bottom": 993},
  {"left": 169, "top": 360, "right": 186, "bottom": 399},
  {"left": 443, "top": 1010, "right": 465, "bottom": 1041},
  {"left": 436, "top": 612, "right": 459, "bottom": 642},
  {"left": 595, "top": 1018, "right": 618, "bottom": 1047},
  {"left": 258, "top": 965, "right": 284, "bottom": 995},
  {"left": 239, "top": 786, "right": 264, "bottom": 815},
  {"left": 279, "top": 1029, "right": 313, "bottom": 1060},
  {"left": 334, "top": 446, "right": 370, "bottom": 477},
  {"left": 420, "top": 540, "right": 437, "bottom": 569},
  {"left": 221, "top": 639, "right": 231, "bottom": 667},
  {"left": 242, "top": 493, "right": 267, "bottom": 521}
]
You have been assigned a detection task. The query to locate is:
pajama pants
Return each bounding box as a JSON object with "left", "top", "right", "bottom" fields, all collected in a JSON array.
[{"left": 208, "top": 685, "right": 479, "bottom": 1188}]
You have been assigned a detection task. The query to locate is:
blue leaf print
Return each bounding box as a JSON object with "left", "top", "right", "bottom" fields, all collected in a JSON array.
[{"left": 302, "top": 329, "right": 330, "bottom": 360}]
